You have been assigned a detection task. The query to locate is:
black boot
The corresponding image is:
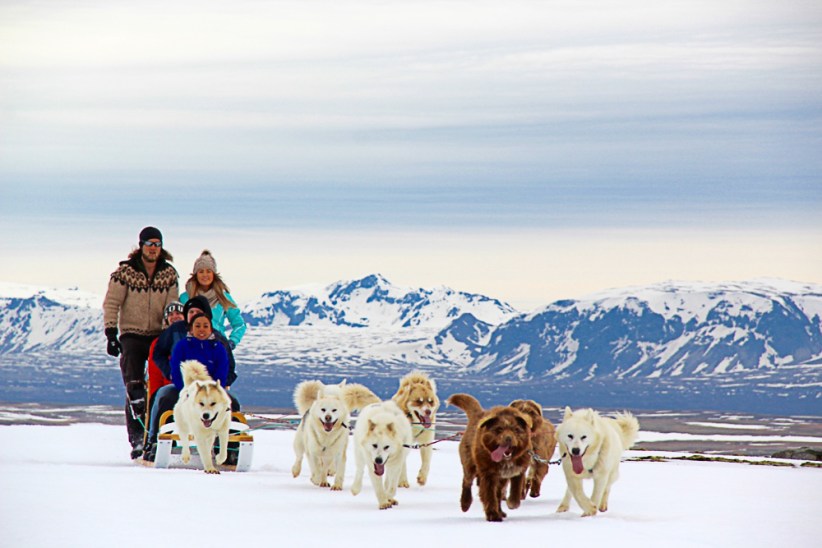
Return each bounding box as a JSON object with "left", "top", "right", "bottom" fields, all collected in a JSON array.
[{"left": 143, "top": 440, "right": 156, "bottom": 462}]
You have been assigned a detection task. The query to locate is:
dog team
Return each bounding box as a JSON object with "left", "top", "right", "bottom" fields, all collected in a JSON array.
[{"left": 174, "top": 364, "right": 640, "bottom": 520}]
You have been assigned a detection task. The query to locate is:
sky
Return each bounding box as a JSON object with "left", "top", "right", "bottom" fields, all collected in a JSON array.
[
  {"left": 1, "top": 422, "right": 820, "bottom": 547},
  {"left": 1, "top": 0, "right": 821, "bottom": 310}
]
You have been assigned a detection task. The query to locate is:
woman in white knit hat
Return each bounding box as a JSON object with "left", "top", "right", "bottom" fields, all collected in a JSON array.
[{"left": 179, "top": 250, "right": 246, "bottom": 349}]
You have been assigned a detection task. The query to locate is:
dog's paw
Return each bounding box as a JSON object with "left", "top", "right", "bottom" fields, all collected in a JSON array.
[
  {"left": 389, "top": 498, "right": 398, "bottom": 506},
  {"left": 581, "top": 506, "right": 598, "bottom": 517},
  {"left": 319, "top": 480, "right": 330, "bottom": 488},
  {"left": 416, "top": 473, "right": 427, "bottom": 486},
  {"left": 204, "top": 468, "right": 220, "bottom": 475},
  {"left": 598, "top": 503, "right": 608, "bottom": 512},
  {"left": 398, "top": 480, "right": 410, "bottom": 488},
  {"left": 379, "top": 501, "right": 393, "bottom": 510},
  {"left": 330, "top": 484, "right": 343, "bottom": 491},
  {"left": 556, "top": 503, "right": 569, "bottom": 513},
  {"left": 485, "top": 512, "right": 504, "bottom": 522},
  {"left": 291, "top": 465, "right": 301, "bottom": 478},
  {"left": 506, "top": 498, "right": 521, "bottom": 510}
]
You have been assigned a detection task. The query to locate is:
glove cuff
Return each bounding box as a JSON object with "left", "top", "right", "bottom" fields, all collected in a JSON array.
[{"left": 105, "top": 327, "right": 118, "bottom": 339}]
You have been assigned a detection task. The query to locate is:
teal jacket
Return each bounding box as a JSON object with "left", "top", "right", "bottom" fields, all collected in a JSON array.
[{"left": 180, "top": 291, "right": 247, "bottom": 347}]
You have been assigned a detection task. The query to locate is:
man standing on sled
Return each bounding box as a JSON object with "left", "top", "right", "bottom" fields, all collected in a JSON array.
[{"left": 103, "top": 226, "right": 179, "bottom": 459}]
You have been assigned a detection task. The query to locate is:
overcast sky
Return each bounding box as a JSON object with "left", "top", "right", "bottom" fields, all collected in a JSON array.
[{"left": 1, "top": 0, "right": 820, "bottom": 309}]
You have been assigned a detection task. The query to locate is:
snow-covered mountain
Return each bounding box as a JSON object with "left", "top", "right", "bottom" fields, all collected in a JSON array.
[
  {"left": 242, "top": 274, "right": 518, "bottom": 328},
  {"left": 465, "top": 279, "right": 822, "bottom": 380},
  {"left": 2, "top": 277, "right": 821, "bottom": 414},
  {"left": 0, "top": 282, "right": 103, "bottom": 353}
]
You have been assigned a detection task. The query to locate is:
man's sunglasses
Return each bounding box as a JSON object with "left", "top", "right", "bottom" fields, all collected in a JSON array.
[{"left": 142, "top": 241, "right": 162, "bottom": 248}]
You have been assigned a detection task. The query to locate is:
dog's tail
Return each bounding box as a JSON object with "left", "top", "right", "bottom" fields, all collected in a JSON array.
[
  {"left": 342, "top": 383, "right": 380, "bottom": 412},
  {"left": 614, "top": 411, "right": 640, "bottom": 450},
  {"left": 446, "top": 393, "right": 484, "bottom": 422},
  {"left": 180, "top": 360, "right": 212, "bottom": 386},
  {"left": 293, "top": 380, "right": 324, "bottom": 415}
]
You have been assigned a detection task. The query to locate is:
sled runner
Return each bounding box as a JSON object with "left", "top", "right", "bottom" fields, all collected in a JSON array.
[{"left": 152, "top": 410, "right": 254, "bottom": 472}]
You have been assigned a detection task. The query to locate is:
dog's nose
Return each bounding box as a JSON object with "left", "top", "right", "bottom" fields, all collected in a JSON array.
[
  {"left": 375, "top": 457, "right": 383, "bottom": 465},
  {"left": 202, "top": 412, "right": 210, "bottom": 420},
  {"left": 571, "top": 448, "right": 580, "bottom": 456}
]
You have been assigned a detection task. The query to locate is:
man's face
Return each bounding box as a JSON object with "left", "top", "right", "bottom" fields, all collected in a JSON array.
[
  {"left": 191, "top": 316, "right": 212, "bottom": 340},
  {"left": 141, "top": 239, "right": 162, "bottom": 263},
  {"left": 166, "top": 311, "right": 184, "bottom": 325},
  {"left": 187, "top": 307, "right": 204, "bottom": 323}
]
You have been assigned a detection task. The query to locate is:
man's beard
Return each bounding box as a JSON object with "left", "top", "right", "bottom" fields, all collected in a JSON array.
[{"left": 142, "top": 252, "right": 158, "bottom": 263}]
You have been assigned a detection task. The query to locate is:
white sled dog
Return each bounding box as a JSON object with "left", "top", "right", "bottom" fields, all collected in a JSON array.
[
  {"left": 391, "top": 370, "right": 439, "bottom": 487},
  {"left": 556, "top": 406, "right": 639, "bottom": 516},
  {"left": 351, "top": 400, "right": 413, "bottom": 510},
  {"left": 292, "top": 379, "right": 380, "bottom": 490},
  {"left": 173, "top": 360, "right": 232, "bottom": 474}
]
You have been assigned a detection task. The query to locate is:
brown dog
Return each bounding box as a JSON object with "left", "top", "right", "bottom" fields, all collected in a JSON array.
[
  {"left": 509, "top": 399, "right": 557, "bottom": 499},
  {"left": 447, "top": 393, "right": 532, "bottom": 522}
]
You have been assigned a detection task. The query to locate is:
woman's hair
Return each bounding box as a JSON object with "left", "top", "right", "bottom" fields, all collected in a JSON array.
[
  {"left": 129, "top": 247, "right": 173, "bottom": 262},
  {"left": 188, "top": 312, "right": 212, "bottom": 331},
  {"left": 186, "top": 270, "right": 236, "bottom": 310}
]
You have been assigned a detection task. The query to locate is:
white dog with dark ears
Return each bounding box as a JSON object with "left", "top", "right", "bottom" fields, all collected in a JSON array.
[
  {"left": 556, "top": 406, "right": 639, "bottom": 517},
  {"left": 351, "top": 400, "right": 413, "bottom": 510}
]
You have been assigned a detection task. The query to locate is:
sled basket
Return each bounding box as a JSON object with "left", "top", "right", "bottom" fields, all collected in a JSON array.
[{"left": 152, "top": 410, "right": 254, "bottom": 472}]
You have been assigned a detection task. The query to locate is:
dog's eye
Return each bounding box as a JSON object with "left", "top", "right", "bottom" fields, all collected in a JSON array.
[
  {"left": 332, "top": 409, "right": 337, "bottom": 413},
  {"left": 320, "top": 408, "right": 326, "bottom": 412},
  {"left": 372, "top": 444, "right": 378, "bottom": 449},
  {"left": 210, "top": 402, "right": 216, "bottom": 407},
  {"left": 568, "top": 434, "right": 574, "bottom": 440},
  {"left": 383, "top": 445, "right": 390, "bottom": 451},
  {"left": 581, "top": 435, "right": 587, "bottom": 441}
]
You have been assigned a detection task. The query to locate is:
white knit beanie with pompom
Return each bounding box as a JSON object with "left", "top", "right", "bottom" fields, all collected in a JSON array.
[{"left": 192, "top": 249, "right": 217, "bottom": 273}]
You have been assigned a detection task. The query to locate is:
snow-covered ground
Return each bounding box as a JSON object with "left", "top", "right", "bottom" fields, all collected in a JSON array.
[{"left": 1, "top": 423, "right": 819, "bottom": 548}]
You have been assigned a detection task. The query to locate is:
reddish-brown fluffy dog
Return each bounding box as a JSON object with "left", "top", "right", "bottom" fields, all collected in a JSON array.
[
  {"left": 447, "top": 393, "right": 533, "bottom": 522},
  {"left": 509, "top": 399, "right": 557, "bottom": 499}
]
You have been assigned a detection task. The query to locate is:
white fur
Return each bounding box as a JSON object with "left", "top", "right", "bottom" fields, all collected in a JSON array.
[
  {"left": 350, "top": 401, "right": 413, "bottom": 510},
  {"left": 291, "top": 379, "right": 379, "bottom": 490},
  {"left": 555, "top": 406, "right": 639, "bottom": 516},
  {"left": 173, "top": 360, "right": 232, "bottom": 474}
]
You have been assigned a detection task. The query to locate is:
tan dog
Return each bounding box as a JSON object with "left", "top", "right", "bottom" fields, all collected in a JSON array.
[
  {"left": 509, "top": 399, "right": 556, "bottom": 499},
  {"left": 173, "top": 360, "right": 232, "bottom": 474},
  {"left": 556, "top": 407, "right": 639, "bottom": 517},
  {"left": 292, "top": 379, "right": 380, "bottom": 490},
  {"left": 447, "top": 393, "right": 533, "bottom": 522},
  {"left": 391, "top": 371, "right": 440, "bottom": 487}
]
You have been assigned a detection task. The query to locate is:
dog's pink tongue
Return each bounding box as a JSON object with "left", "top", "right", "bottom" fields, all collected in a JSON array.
[
  {"left": 571, "top": 454, "right": 585, "bottom": 474},
  {"left": 374, "top": 462, "right": 385, "bottom": 476},
  {"left": 491, "top": 444, "right": 510, "bottom": 463},
  {"left": 418, "top": 411, "right": 432, "bottom": 428}
]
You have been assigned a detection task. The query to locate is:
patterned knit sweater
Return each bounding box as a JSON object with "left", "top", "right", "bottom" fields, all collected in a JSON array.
[{"left": 103, "top": 256, "right": 179, "bottom": 337}]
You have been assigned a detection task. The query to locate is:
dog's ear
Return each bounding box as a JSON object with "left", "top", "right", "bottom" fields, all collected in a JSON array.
[
  {"left": 387, "top": 423, "right": 394, "bottom": 433},
  {"left": 514, "top": 411, "right": 532, "bottom": 431},
  {"left": 564, "top": 406, "right": 573, "bottom": 420},
  {"left": 478, "top": 415, "right": 498, "bottom": 430},
  {"left": 583, "top": 408, "right": 597, "bottom": 424},
  {"left": 368, "top": 420, "right": 376, "bottom": 432}
]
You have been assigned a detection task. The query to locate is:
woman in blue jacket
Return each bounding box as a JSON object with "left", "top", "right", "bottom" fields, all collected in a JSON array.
[
  {"left": 169, "top": 313, "right": 229, "bottom": 390},
  {"left": 179, "top": 249, "right": 246, "bottom": 349}
]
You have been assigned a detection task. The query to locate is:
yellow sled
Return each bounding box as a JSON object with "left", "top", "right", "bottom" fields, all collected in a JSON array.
[{"left": 152, "top": 410, "right": 254, "bottom": 472}]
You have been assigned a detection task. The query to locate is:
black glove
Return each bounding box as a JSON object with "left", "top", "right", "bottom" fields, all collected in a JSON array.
[{"left": 105, "top": 327, "right": 121, "bottom": 357}]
